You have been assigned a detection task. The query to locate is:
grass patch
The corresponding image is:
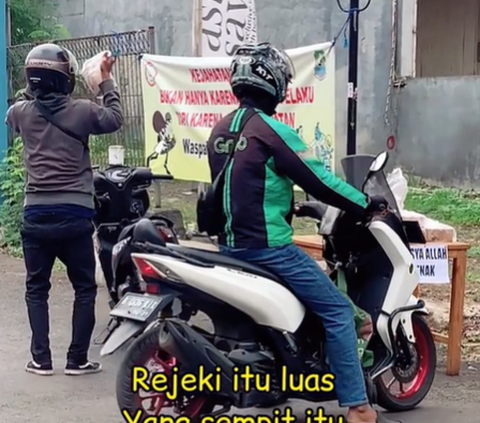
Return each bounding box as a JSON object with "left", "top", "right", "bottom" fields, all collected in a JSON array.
[
  {"left": 177, "top": 191, "right": 316, "bottom": 235},
  {"left": 405, "top": 187, "right": 480, "bottom": 226},
  {"left": 156, "top": 182, "right": 318, "bottom": 236},
  {"left": 161, "top": 183, "right": 480, "bottom": 236},
  {"left": 467, "top": 269, "right": 480, "bottom": 283},
  {"left": 468, "top": 246, "right": 480, "bottom": 258},
  {"left": 176, "top": 204, "right": 196, "bottom": 228}
]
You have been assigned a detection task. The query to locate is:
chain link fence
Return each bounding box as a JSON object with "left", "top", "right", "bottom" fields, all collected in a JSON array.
[{"left": 7, "top": 27, "right": 155, "bottom": 167}]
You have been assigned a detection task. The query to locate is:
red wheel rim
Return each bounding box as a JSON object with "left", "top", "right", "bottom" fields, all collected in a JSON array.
[
  {"left": 381, "top": 321, "right": 431, "bottom": 399},
  {"left": 134, "top": 349, "right": 207, "bottom": 416}
]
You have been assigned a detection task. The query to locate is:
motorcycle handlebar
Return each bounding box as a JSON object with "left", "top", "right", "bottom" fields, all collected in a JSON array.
[{"left": 152, "top": 174, "right": 174, "bottom": 181}]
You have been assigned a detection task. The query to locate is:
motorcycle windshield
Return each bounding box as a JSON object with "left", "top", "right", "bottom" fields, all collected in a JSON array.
[
  {"left": 341, "top": 155, "right": 402, "bottom": 220},
  {"left": 341, "top": 154, "right": 376, "bottom": 190}
]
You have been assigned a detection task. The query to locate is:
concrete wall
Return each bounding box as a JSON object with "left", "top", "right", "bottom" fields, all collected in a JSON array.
[
  {"left": 52, "top": 0, "right": 394, "bottom": 169},
  {"left": 396, "top": 77, "right": 480, "bottom": 186}
]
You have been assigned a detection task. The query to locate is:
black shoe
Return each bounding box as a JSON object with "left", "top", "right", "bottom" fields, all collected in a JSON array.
[
  {"left": 64, "top": 361, "right": 102, "bottom": 375},
  {"left": 25, "top": 360, "right": 54, "bottom": 376}
]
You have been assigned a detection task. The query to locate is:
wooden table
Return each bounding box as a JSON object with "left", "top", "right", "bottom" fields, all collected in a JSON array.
[
  {"left": 417, "top": 242, "right": 470, "bottom": 376},
  {"left": 293, "top": 235, "right": 470, "bottom": 376}
]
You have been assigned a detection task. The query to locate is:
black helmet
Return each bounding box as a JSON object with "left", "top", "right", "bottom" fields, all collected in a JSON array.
[
  {"left": 25, "top": 43, "right": 78, "bottom": 95},
  {"left": 230, "top": 42, "right": 295, "bottom": 105}
]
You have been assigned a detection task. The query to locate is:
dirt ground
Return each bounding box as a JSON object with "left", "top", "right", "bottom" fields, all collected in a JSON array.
[
  {"left": 156, "top": 181, "right": 480, "bottom": 362},
  {"left": 3, "top": 180, "right": 479, "bottom": 421},
  {"left": 1, "top": 244, "right": 480, "bottom": 422}
]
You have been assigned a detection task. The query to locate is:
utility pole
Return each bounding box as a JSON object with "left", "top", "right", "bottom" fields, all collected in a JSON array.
[{"left": 346, "top": 0, "right": 359, "bottom": 155}]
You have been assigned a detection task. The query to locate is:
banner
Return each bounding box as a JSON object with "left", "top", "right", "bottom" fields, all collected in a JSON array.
[
  {"left": 141, "top": 42, "right": 335, "bottom": 182},
  {"left": 194, "top": 0, "right": 258, "bottom": 57}
]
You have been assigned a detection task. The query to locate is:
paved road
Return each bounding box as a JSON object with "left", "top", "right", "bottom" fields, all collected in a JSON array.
[{"left": 0, "top": 256, "right": 479, "bottom": 423}]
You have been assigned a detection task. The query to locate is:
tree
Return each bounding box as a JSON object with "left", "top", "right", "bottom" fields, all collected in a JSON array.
[{"left": 9, "top": 0, "right": 70, "bottom": 45}]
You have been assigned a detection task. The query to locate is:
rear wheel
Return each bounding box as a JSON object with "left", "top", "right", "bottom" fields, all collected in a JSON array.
[
  {"left": 116, "top": 327, "right": 215, "bottom": 423},
  {"left": 376, "top": 313, "right": 436, "bottom": 412}
]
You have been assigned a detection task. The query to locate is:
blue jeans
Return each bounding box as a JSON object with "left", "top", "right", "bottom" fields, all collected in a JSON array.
[{"left": 220, "top": 243, "right": 368, "bottom": 408}]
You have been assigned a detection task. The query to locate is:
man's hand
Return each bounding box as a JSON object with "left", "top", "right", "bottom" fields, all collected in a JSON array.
[
  {"left": 100, "top": 52, "right": 116, "bottom": 81},
  {"left": 365, "top": 195, "right": 389, "bottom": 214},
  {"left": 293, "top": 201, "right": 327, "bottom": 220}
]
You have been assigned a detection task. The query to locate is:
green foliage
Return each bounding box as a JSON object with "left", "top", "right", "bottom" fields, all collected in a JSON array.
[
  {"left": 89, "top": 135, "right": 113, "bottom": 163},
  {"left": 405, "top": 186, "right": 480, "bottom": 226},
  {"left": 9, "top": 0, "right": 70, "bottom": 45},
  {"left": 0, "top": 138, "right": 25, "bottom": 255}
]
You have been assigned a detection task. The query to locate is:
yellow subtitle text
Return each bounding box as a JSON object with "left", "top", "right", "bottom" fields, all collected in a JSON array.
[
  {"left": 131, "top": 365, "right": 335, "bottom": 399},
  {"left": 122, "top": 407, "right": 344, "bottom": 423}
]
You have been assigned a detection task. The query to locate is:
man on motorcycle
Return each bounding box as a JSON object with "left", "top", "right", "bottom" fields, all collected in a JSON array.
[
  {"left": 206, "top": 43, "right": 383, "bottom": 423},
  {"left": 5, "top": 44, "right": 123, "bottom": 376}
]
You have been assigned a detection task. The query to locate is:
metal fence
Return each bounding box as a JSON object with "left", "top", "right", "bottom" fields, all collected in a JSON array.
[{"left": 7, "top": 27, "right": 156, "bottom": 166}]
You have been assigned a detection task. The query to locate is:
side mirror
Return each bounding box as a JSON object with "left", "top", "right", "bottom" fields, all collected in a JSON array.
[
  {"left": 369, "top": 151, "right": 389, "bottom": 173},
  {"left": 362, "top": 151, "right": 389, "bottom": 191}
]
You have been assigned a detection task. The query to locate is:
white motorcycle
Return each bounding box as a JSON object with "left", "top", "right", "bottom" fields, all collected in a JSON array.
[{"left": 103, "top": 151, "right": 436, "bottom": 420}]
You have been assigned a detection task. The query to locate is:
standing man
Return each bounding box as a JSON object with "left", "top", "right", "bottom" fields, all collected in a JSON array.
[{"left": 5, "top": 44, "right": 123, "bottom": 376}]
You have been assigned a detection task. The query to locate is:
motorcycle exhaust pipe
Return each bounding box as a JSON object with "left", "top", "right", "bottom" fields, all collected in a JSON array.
[{"left": 158, "top": 318, "right": 240, "bottom": 402}]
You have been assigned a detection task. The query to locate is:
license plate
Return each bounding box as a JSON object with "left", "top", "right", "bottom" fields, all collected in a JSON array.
[{"left": 110, "top": 293, "right": 164, "bottom": 322}]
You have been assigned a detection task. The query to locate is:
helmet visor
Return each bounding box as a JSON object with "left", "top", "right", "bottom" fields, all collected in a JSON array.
[
  {"left": 278, "top": 49, "right": 295, "bottom": 82},
  {"left": 63, "top": 48, "right": 79, "bottom": 75}
]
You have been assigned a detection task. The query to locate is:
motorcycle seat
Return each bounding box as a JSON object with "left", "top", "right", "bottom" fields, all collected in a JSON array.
[
  {"left": 130, "top": 219, "right": 292, "bottom": 291},
  {"left": 132, "top": 218, "right": 166, "bottom": 246},
  {"left": 167, "top": 244, "right": 293, "bottom": 291}
]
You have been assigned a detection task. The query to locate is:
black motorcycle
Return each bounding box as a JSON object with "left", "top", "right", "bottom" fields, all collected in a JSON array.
[{"left": 93, "top": 150, "right": 177, "bottom": 309}]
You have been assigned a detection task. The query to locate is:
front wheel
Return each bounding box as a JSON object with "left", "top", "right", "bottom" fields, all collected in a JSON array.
[
  {"left": 116, "top": 327, "right": 215, "bottom": 423},
  {"left": 376, "top": 313, "right": 436, "bottom": 412}
]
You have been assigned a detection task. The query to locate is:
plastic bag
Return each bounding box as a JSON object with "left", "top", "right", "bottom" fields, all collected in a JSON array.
[
  {"left": 81, "top": 51, "right": 116, "bottom": 96},
  {"left": 389, "top": 169, "right": 457, "bottom": 242},
  {"left": 387, "top": 167, "right": 408, "bottom": 210}
]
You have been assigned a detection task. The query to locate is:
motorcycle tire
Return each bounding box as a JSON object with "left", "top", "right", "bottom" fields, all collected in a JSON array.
[
  {"left": 375, "top": 313, "right": 436, "bottom": 412},
  {"left": 116, "top": 326, "right": 215, "bottom": 423}
]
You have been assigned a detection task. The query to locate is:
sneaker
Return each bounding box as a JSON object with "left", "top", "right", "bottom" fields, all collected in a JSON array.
[
  {"left": 25, "top": 360, "right": 54, "bottom": 376},
  {"left": 64, "top": 361, "right": 102, "bottom": 375}
]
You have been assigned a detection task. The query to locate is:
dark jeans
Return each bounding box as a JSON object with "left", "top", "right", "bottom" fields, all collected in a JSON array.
[
  {"left": 21, "top": 213, "right": 97, "bottom": 365},
  {"left": 220, "top": 243, "right": 368, "bottom": 408}
]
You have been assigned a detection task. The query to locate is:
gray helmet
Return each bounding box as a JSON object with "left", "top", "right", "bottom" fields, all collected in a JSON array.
[
  {"left": 230, "top": 42, "right": 295, "bottom": 104},
  {"left": 25, "top": 43, "right": 78, "bottom": 95}
]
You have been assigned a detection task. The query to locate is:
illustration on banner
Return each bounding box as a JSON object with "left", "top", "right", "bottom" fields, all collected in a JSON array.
[
  {"left": 144, "top": 61, "right": 158, "bottom": 88},
  {"left": 296, "top": 122, "right": 334, "bottom": 172},
  {"left": 313, "top": 49, "right": 328, "bottom": 81},
  {"left": 152, "top": 111, "right": 177, "bottom": 155},
  {"left": 149, "top": 111, "right": 177, "bottom": 173}
]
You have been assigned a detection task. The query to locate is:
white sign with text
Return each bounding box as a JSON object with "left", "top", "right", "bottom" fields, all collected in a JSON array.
[
  {"left": 410, "top": 245, "right": 449, "bottom": 284},
  {"left": 200, "top": 0, "right": 258, "bottom": 57}
]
